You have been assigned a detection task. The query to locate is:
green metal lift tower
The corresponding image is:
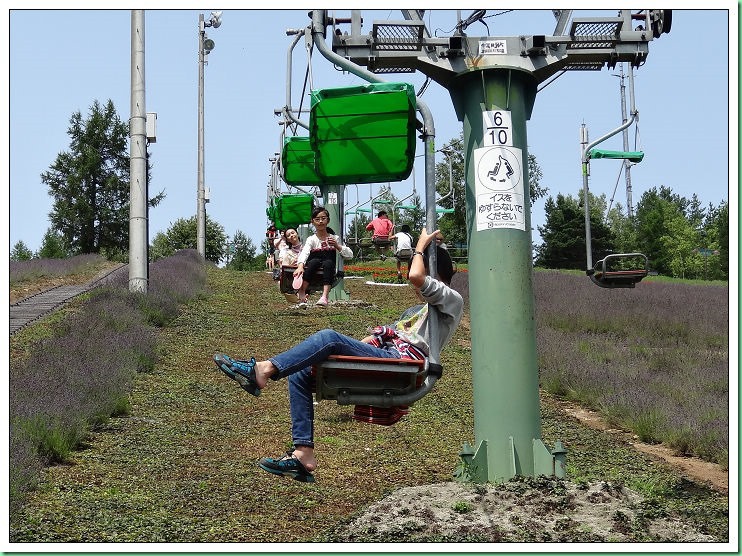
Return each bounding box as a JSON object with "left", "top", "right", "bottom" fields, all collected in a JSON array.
[{"left": 312, "top": 8, "right": 671, "bottom": 482}]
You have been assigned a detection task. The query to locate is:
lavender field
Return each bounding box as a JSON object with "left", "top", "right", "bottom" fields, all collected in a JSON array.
[
  {"left": 9, "top": 254, "right": 106, "bottom": 285},
  {"left": 533, "top": 271, "right": 729, "bottom": 466},
  {"left": 8, "top": 250, "right": 207, "bottom": 513},
  {"left": 8, "top": 263, "right": 729, "bottom": 541}
]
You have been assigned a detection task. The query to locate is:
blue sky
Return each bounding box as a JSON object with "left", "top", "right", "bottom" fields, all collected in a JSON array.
[{"left": 7, "top": 7, "right": 737, "bottom": 255}]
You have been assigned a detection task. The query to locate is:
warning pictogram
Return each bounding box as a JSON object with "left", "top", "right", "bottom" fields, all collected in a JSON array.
[{"left": 474, "top": 146, "right": 526, "bottom": 232}]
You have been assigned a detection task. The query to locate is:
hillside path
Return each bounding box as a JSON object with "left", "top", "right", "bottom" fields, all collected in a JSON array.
[{"left": 9, "top": 264, "right": 127, "bottom": 335}]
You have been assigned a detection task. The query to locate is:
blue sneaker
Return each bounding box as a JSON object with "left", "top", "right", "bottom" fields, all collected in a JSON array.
[
  {"left": 213, "top": 353, "right": 261, "bottom": 397},
  {"left": 258, "top": 452, "right": 315, "bottom": 483}
]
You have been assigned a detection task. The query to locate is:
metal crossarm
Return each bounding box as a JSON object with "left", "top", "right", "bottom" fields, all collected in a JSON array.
[
  {"left": 562, "top": 61, "right": 605, "bottom": 71},
  {"left": 367, "top": 63, "right": 416, "bottom": 74}
]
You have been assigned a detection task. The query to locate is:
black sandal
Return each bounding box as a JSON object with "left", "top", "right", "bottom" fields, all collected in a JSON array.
[{"left": 258, "top": 452, "right": 315, "bottom": 483}]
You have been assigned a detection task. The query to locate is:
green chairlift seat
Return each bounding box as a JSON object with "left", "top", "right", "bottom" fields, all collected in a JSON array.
[
  {"left": 281, "top": 136, "right": 323, "bottom": 186},
  {"left": 309, "top": 82, "right": 417, "bottom": 185},
  {"left": 587, "top": 149, "right": 644, "bottom": 163},
  {"left": 267, "top": 193, "right": 314, "bottom": 229}
]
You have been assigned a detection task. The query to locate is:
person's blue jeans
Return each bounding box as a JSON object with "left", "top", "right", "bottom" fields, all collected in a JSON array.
[{"left": 269, "top": 329, "right": 400, "bottom": 448}]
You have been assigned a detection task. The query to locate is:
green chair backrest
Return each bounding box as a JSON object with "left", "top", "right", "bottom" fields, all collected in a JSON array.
[
  {"left": 309, "top": 82, "right": 417, "bottom": 185},
  {"left": 274, "top": 193, "right": 314, "bottom": 229},
  {"left": 588, "top": 149, "right": 644, "bottom": 163},
  {"left": 282, "top": 136, "right": 323, "bottom": 186}
]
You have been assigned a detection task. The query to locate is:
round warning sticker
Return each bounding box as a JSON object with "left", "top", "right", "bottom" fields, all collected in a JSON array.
[{"left": 475, "top": 146, "right": 522, "bottom": 192}]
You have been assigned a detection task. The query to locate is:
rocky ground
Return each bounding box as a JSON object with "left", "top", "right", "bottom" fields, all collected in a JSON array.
[
  {"left": 324, "top": 400, "right": 728, "bottom": 543},
  {"left": 327, "top": 477, "right": 718, "bottom": 543}
]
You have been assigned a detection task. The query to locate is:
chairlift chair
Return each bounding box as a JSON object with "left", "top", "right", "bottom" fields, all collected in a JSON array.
[
  {"left": 344, "top": 210, "right": 360, "bottom": 247},
  {"left": 581, "top": 114, "right": 649, "bottom": 288},
  {"left": 392, "top": 173, "right": 417, "bottom": 226},
  {"left": 313, "top": 356, "right": 441, "bottom": 425},
  {"left": 587, "top": 252, "right": 649, "bottom": 288},
  {"left": 279, "top": 265, "right": 345, "bottom": 301}
]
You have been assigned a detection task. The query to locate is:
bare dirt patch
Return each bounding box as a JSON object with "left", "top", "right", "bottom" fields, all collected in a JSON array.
[
  {"left": 328, "top": 477, "right": 717, "bottom": 542},
  {"left": 561, "top": 403, "right": 728, "bottom": 494}
]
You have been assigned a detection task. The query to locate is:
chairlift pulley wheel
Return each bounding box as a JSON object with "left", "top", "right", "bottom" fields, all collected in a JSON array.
[{"left": 651, "top": 9, "right": 672, "bottom": 38}]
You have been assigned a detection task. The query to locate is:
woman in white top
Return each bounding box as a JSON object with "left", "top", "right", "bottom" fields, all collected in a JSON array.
[
  {"left": 275, "top": 228, "right": 302, "bottom": 267},
  {"left": 294, "top": 207, "right": 352, "bottom": 307}
]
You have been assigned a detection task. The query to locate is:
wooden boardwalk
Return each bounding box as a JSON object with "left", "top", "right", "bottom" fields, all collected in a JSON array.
[{"left": 10, "top": 264, "right": 127, "bottom": 335}]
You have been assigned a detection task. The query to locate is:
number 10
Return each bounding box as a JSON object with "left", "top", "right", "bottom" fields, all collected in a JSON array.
[{"left": 489, "top": 128, "right": 509, "bottom": 145}]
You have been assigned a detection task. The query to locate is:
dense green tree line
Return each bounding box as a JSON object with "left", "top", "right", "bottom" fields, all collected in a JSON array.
[
  {"left": 535, "top": 186, "right": 728, "bottom": 280},
  {"left": 13, "top": 100, "right": 728, "bottom": 281}
]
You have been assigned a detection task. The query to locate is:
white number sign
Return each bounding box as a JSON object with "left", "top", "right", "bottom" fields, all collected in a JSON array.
[{"left": 483, "top": 110, "right": 513, "bottom": 147}]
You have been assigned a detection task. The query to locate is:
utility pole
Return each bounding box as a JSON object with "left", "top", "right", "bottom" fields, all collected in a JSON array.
[
  {"left": 129, "top": 10, "right": 148, "bottom": 293},
  {"left": 197, "top": 11, "right": 222, "bottom": 259}
]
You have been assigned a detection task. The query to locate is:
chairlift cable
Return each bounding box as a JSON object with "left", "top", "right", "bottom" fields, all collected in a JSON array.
[
  {"left": 482, "top": 9, "right": 515, "bottom": 19},
  {"left": 607, "top": 163, "right": 624, "bottom": 213},
  {"left": 295, "top": 41, "right": 313, "bottom": 127},
  {"left": 305, "top": 36, "right": 314, "bottom": 91},
  {"left": 537, "top": 70, "right": 567, "bottom": 93}
]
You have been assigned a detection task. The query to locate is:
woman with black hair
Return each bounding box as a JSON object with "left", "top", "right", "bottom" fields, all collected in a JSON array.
[{"left": 292, "top": 206, "right": 352, "bottom": 307}]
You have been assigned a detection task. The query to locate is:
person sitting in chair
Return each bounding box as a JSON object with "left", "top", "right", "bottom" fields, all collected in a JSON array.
[
  {"left": 366, "top": 210, "right": 394, "bottom": 254},
  {"left": 293, "top": 207, "right": 352, "bottom": 308},
  {"left": 276, "top": 228, "right": 302, "bottom": 268},
  {"left": 391, "top": 224, "right": 414, "bottom": 282},
  {"left": 265, "top": 224, "right": 278, "bottom": 271},
  {"left": 214, "top": 227, "right": 463, "bottom": 483}
]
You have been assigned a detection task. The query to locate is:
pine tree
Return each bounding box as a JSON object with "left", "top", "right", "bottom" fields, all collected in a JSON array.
[
  {"left": 10, "top": 241, "right": 33, "bottom": 261},
  {"left": 226, "top": 230, "right": 258, "bottom": 270},
  {"left": 37, "top": 228, "right": 69, "bottom": 259},
  {"left": 535, "top": 192, "right": 614, "bottom": 270},
  {"left": 41, "top": 99, "right": 164, "bottom": 255}
]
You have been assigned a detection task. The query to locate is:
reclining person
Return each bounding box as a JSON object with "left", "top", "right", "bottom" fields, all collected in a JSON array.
[{"left": 214, "top": 227, "right": 464, "bottom": 483}]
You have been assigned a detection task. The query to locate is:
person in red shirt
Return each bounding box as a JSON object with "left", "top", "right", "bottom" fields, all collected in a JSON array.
[{"left": 366, "top": 210, "right": 394, "bottom": 257}]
